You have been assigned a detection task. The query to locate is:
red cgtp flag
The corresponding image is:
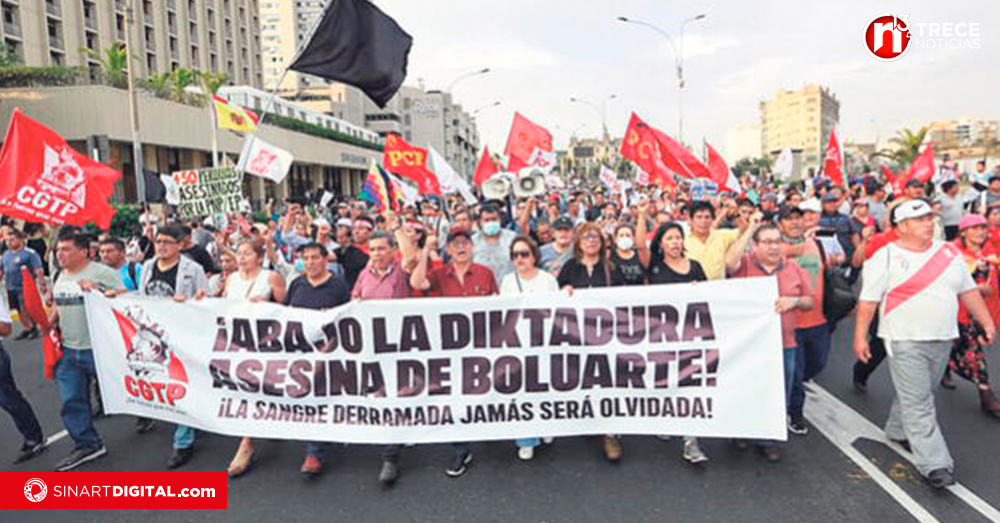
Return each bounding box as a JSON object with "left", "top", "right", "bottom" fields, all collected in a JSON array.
[
  {"left": 620, "top": 113, "right": 675, "bottom": 187},
  {"left": 0, "top": 109, "right": 120, "bottom": 230},
  {"left": 472, "top": 145, "right": 499, "bottom": 185},
  {"left": 19, "top": 267, "right": 62, "bottom": 379},
  {"left": 504, "top": 112, "right": 552, "bottom": 171},
  {"left": 705, "top": 142, "right": 742, "bottom": 194},
  {"left": 382, "top": 134, "right": 441, "bottom": 196},
  {"left": 908, "top": 144, "right": 936, "bottom": 184},
  {"left": 822, "top": 127, "right": 844, "bottom": 186},
  {"left": 648, "top": 127, "right": 711, "bottom": 180}
]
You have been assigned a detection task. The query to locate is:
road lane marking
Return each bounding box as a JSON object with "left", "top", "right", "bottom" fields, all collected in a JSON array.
[
  {"left": 45, "top": 430, "right": 68, "bottom": 445},
  {"left": 805, "top": 383, "right": 1000, "bottom": 523}
]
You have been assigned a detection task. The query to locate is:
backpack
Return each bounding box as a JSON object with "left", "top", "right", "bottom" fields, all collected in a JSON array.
[
  {"left": 125, "top": 261, "right": 139, "bottom": 289},
  {"left": 815, "top": 239, "right": 857, "bottom": 324}
]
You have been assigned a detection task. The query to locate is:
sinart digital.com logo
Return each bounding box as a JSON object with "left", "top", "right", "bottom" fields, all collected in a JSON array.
[
  {"left": 864, "top": 14, "right": 911, "bottom": 62},
  {"left": 24, "top": 478, "right": 47, "bottom": 503}
]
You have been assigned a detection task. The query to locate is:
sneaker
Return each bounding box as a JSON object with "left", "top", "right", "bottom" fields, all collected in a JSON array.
[
  {"left": 541, "top": 437, "right": 554, "bottom": 445},
  {"left": 979, "top": 388, "right": 1000, "bottom": 419},
  {"left": 926, "top": 468, "right": 955, "bottom": 489},
  {"left": 759, "top": 445, "right": 781, "bottom": 463},
  {"left": 13, "top": 441, "right": 47, "bottom": 464},
  {"left": 940, "top": 371, "right": 957, "bottom": 391},
  {"left": 602, "top": 436, "right": 623, "bottom": 462},
  {"left": 445, "top": 452, "right": 472, "bottom": 477},
  {"left": 517, "top": 446, "right": 534, "bottom": 461},
  {"left": 55, "top": 445, "right": 107, "bottom": 472},
  {"left": 135, "top": 417, "right": 157, "bottom": 434},
  {"left": 852, "top": 366, "right": 868, "bottom": 393},
  {"left": 655, "top": 435, "right": 672, "bottom": 441},
  {"left": 299, "top": 455, "right": 322, "bottom": 477},
  {"left": 788, "top": 417, "right": 809, "bottom": 436},
  {"left": 167, "top": 447, "right": 194, "bottom": 470},
  {"left": 682, "top": 437, "right": 709, "bottom": 464},
  {"left": 379, "top": 460, "right": 399, "bottom": 485}
]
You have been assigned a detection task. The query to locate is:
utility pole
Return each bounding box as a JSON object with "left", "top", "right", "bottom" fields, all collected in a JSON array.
[{"left": 123, "top": 0, "right": 146, "bottom": 203}]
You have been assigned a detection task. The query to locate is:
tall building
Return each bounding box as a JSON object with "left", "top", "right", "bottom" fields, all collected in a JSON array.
[
  {"left": 725, "top": 122, "right": 763, "bottom": 165},
  {"left": 760, "top": 84, "right": 839, "bottom": 171},
  {"left": 260, "top": 0, "right": 326, "bottom": 91},
  {"left": 0, "top": 0, "right": 263, "bottom": 87}
]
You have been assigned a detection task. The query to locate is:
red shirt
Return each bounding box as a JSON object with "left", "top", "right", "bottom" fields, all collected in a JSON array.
[
  {"left": 953, "top": 240, "right": 1000, "bottom": 325},
  {"left": 731, "top": 254, "right": 812, "bottom": 349},
  {"left": 426, "top": 262, "right": 498, "bottom": 297},
  {"left": 864, "top": 229, "right": 900, "bottom": 261}
]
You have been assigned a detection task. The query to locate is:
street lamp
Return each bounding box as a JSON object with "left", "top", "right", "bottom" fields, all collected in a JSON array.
[
  {"left": 569, "top": 94, "right": 618, "bottom": 138},
  {"left": 446, "top": 67, "right": 491, "bottom": 94},
  {"left": 472, "top": 101, "right": 501, "bottom": 116},
  {"left": 618, "top": 14, "right": 706, "bottom": 143}
]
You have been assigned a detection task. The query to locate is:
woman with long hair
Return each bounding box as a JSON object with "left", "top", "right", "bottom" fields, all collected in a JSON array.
[{"left": 224, "top": 238, "right": 287, "bottom": 477}]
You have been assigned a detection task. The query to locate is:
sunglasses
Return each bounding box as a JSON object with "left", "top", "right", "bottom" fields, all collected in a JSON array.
[{"left": 511, "top": 250, "right": 533, "bottom": 259}]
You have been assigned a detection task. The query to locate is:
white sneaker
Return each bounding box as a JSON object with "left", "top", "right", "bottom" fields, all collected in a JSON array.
[
  {"left": 682, "top": 437, "right": 709, "bottom": 464},
  {"left": 518, "top": 446, "right": 535, "bottom": 461},
  {"left": 655, "top": 435, "right": 672, "bottom": 441},
  {"left": 542, "top": 437, "right": 554, "bottom": 445}
]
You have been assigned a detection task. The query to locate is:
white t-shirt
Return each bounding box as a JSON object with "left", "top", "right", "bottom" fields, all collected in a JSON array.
[
  {"left": 0, "top": 293, "right": 11, "bottom": 325},
  {"left": 860, "top": 240, "right": 976, "bottom": 341},
  {"left": 500, "top": 269, "right": 559, "bottom": 295}
]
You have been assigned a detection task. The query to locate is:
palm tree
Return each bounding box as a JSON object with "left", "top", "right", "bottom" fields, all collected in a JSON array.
[
  {"left": 874, "top": 127, "right": 929, "bottom": 166},
  {"left": 139, "top": 72, "right": 171, "bottom": 98},
  {"left": 84, "top": 44, "right": 129, "bottom": 88},
  {"left": 167, "top": 67, "right": 199, "bottom": 104}
]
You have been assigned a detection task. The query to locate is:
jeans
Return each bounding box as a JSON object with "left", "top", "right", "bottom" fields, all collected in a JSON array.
[
  {"left": 306, "top": 441, "right": 327, "bottom": 461},
  {"left": 854, "top": 317, "right": 887, "bottom": 383},
  {"left": 174, "top": 425, "right": 195, "bottom": 449},
  {"left": 381, "top": 442, "right": 469, "bottom": 464},
  {"left": 515, "top": 438, "right": 540, "bottom": 448},
  {"left": 757, "top": 347, "right": 797, "bottom": 447},
  {"left": 789, "top": 323, "right": 833, "bottom": 420},
  {"left": 0, "top": 343, "right": 43, "bottom": 444},
  {"left": 54, "top": 348, "right": 102, "bottom": 449}
]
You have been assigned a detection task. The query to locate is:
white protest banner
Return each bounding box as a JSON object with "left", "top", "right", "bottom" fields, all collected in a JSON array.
[
  {"left": 169, "top": 167, "right": 243, "bottom": 218},
  {"left": 84, "top": 278, "right": 786, "bottom": 444},
  {"left": 160, "top": 174, "right": 181, "bottom": 206},
  {"left": 526, "top": 147, "right": 558, "bottom": 174},
  {"left": 599, "top": 165, "right": 619, "bottom": 188},
  {"left": 237, "top": 136, "right": 293, "bottom": 184}
]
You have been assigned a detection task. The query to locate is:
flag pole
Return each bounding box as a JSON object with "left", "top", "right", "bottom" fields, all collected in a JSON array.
[
  {"left": 210, "top": 101, "right": 219, "bottom": 168},
  {"left": 123, "top": 0, "right": 146, "bottom": 204}
]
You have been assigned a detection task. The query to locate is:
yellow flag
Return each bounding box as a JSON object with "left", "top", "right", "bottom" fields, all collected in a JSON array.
[{"left": 213, "top": 95, "right": 259, "bottom": 133}]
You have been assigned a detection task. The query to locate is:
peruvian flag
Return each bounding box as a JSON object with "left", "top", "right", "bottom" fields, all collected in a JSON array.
[
  {"left": 0, "top": 109, "right": 121, "bottom": 229},
  {"left": 705, "top": 143, "right": 743, "bottom": 194},
  {"left": 504, "top": 112, "right": 552, "bottom": 172},
  {"left": 619, "top": 113, "right": 674, "bottom": 187},
  {"left": 822, "top": 127, "right": 844, "bottom": 186},
  {"left": 907, "top": 144, "right": 936, "bottom": 184},
  {"left": 382, "top": 133, "right": 441, "bottom": 195},
  {"left": 473, "top": 145, "right": 499, "bottom": 185}
]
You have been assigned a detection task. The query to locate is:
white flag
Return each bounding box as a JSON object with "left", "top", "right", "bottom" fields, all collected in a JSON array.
[
  {"left": 428, "top": 147, "right": 477, "bottom": 205},
  {"left": 385, "top": 172, "right": 420, "bottom": 206},
  {"left": 527, "top": 148, "right": 558, "bottom": 174},
  {"left": 237, "top": 136, "right": 293, "bottom": 184},
  {"left": 160, "top": 174, "right": 181, "bottom": 205},
  {"left": 773, "top": 148, "right": 793, "bottom": 181}
]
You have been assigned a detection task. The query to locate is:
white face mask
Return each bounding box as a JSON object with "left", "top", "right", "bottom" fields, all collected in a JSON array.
[{"left": 616, "top": 236, "right": 634, "bottom": 251}]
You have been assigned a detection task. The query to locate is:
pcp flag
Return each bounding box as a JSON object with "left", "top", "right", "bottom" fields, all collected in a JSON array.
[
  {"left": 382, "top": 134, "right": 441, "bottom": 195},
  {"left": 705, "top": 143, "right": 742, "bottom": 195},
  {"left": 237, "top": 136, "right": 293, "bottom": 184},
  {"left": 0, "top": 108, "right": 120, "bottom": 229},
  {"left": 473, "top": 146, "right": 499, "bottom": 185},
  {"left": 822, "top": 128, "right": 844, "bottom": 186},
  {"left": 288, "top": 0, "right": 412, "bottom": 108},
  {"left": 504, "top": 112, "right": 552, "bottom": 172},
  {"left": 620, "top": 113, "right": 674, "bottom": 187},
  {"left": 213, "top": 95, "right": 259, "bottom": 133},
  {"left": 428, "top": 146, "right": 477, "bottom": 205}
]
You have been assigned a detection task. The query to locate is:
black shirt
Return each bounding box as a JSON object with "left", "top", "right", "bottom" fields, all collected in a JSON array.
[
  {"left": 27, "top": 238, "right": 48, "bottom": 275},
  {"left": 338, "top": 245, "right": 369, "bottom": 290},
  {"left": 182, "top": 245, "right": 216, "bottom": 275},
  {"left": 648, "top": 259, "right": 707, "bottom": 285},
  {"left": 145, "top": 262, "right": 179, "bottom": 297},
  {"left": 285, "top": 273, "right": 351, "bottom": 310},
  {"left": 611, "top": 251, "right": 646, "bottom": 286},
  {"left": 557, "top": 258, "right": 626, "bottom": 289}
]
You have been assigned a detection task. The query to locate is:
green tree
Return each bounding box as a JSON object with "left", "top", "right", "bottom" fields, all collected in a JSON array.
[
  {"left": 874, "top": 127, "right": 929, "bottom": 166},
  {"left": 84, "top": 44, "right": 130, "bottom": 88},
  {"left": 139, "top": 72, "right": 171, "bottom": 98},
  {"left": 167, "top": 67, "right": 199, "bottom": 104},
  {"left": 0, "top": 43, "right": 21, "bottom": 68}
]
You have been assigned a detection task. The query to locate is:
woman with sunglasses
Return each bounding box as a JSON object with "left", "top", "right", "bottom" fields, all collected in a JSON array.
[
  {"left": 500, "top": 236, "right": 559, "bottom": 460},
  {"left": 557, "top": 222, "right": 626, "bottom": 462}
]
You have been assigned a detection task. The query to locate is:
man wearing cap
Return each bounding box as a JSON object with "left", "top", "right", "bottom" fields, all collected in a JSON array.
[
  {"left": 819, "top": 192, "right": 859, "bottom": 262},
  {"left": 411, "top": 226, "right": 498, "bottom": 478},
  {"left": 540, "top": 217, "right": 575, "bottom": 275},
  {"left": 855, "top": 199, "right": 996, "bottom": 489},
  {"left": 760, "top": 193, "right": 780, "bottom": 222}
]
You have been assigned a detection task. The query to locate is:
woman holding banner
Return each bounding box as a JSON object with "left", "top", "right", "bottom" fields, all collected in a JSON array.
[
  {"left": 500, "top": 235, "right": 559, "bottom": 461},
  {"left": 224, "top": 238, "right": 287, "bottom": 478},
  {"left": 557, "top": 222, "right": 626, "bottom": 462}
]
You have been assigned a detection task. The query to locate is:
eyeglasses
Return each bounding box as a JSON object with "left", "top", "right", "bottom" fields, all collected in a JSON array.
[
  {"left": 511, "top": 250, "right": 533, "bottom": 259},
  {"left": 581, "top": 233, "right": 601, "bottom": 241}
]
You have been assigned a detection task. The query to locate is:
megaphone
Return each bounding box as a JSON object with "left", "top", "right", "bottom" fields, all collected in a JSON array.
[
  {"left": 482, "top": 176, "right": 512, "bottom": 200},
  {"left": 514, "top": 170, "right": 547, "bottom": 198}
]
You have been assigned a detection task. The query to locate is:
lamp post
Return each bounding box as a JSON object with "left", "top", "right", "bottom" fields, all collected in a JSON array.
[
  {"left": 472, "top": 101, "right": 501, "bottom": 116},
  {"left": 446, "top": 67, "right": 491, "bottom": 94},
  {"left": 617, "top": 14, "right": 706, "bottom": 144},
  {"left": 569, "top": 94, "right": 617, "bottom": 139},
  {"left": 124, "top": 0, "right": 146, "bottom": 203}
]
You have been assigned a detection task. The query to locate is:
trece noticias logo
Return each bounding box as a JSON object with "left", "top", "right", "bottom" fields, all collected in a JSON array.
[
  {"left": 24, "top": 478, "right": 47, "bottom": 503},
  {"left": 864, "top": 14, "right": 911, "bottom": 61},
  {"left": 864, "top": 14, "right": 982, "bottom": 62}
]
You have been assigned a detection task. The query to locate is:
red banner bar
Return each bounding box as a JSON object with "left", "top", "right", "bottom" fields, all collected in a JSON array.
[{"left": 0, "top": 472, "right": 227, "bottom": 509}]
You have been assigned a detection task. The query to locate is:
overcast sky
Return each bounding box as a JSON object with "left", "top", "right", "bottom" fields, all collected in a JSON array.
[{"left": 374, "top": 0, "right": 998, "bottom": 158}]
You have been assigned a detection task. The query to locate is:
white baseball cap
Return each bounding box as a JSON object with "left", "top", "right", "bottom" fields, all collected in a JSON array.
[
  {"left": 892, "top": 199, "right": 934, "bottom": 224},
  {"left": 799, "top": 198, "right": 821, "bottom": 214}
]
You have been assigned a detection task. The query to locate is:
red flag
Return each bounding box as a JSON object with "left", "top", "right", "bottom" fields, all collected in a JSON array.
[
  {"left": 504, "top": 112, "right": 552, "bottom": 168},
  {"left": 649, "top": 128, "right": 711, "bottom": 180},
  {"left": 908, "top": 144, "right": 936, "bottom": 184},
  {"left": 20, "top": 267, "right": 61, "bottom": 379},
  {"left": 822, "top": 127, "right": 844, "bottom": 186},
  {"left": 705, "top": 143, "right": 742, "bottom": 194},
  {"left": 0, "top": 109, "right": 121, "bottom": 229},
  {"left": 472, "top": 146, "right": 499, "bottom": 185},
  {"left": 381, "top": 133, "right": 441, "bottom": 196},
  {"left": 881, "top": 165, "right": 897, "bottom": 185},
  {"left": 619, "top": 113, "right": 675, "bottom": 187}
]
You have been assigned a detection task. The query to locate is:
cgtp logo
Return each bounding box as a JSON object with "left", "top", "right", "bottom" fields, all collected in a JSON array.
[
  {"left": 864, "top": 14, "right": 911, "bottom": 61},
  {"left": 24, "top": 478, "right": 47, "bottom": 502},
  {"left": 115, "top": 306, "right": 189, "bottom": 407}
]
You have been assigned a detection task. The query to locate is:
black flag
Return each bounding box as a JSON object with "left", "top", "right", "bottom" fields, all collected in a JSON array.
[{"left": 289, "top": 0, "right": 412, "bottom": 108}]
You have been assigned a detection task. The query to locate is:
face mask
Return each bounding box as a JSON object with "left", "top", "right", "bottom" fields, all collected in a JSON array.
[
  {"left": 482, "top": 221, "right": 502, "bottom": 236},
  {"left": 294, "top": 258, "right": 306, "bottom": 273},
  {"left": 616, "top": 237, "right": 635, "bottom": 251}
]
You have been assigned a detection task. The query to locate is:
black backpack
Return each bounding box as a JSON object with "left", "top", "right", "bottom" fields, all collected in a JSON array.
[{"left": 815, "top": 239, "right": 857, "bottom": 324}]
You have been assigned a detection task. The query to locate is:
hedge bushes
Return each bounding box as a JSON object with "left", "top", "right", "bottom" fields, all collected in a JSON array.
[
  {"left": 0, "top": 66, "right": 88, "bottom": 88},
  {"left": 262, "top": 112, "right": 383, "bottom": 152}
]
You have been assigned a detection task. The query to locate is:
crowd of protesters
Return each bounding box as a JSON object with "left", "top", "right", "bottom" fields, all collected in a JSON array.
[{"left": 1, "top": 160, "right": 1000, "bottom": 490}]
